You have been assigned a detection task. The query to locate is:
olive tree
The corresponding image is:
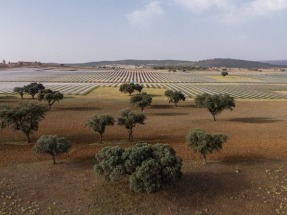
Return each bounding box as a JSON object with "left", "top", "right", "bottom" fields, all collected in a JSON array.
[
  {"left": 24, "top": 82, "right": 45, "bottom": 99},
  {"left": 118, "top": 109, "right": 146, "bottom": 141},
  {"left": 164, "top": 90, "right": 186, "bottom": 107},
  {"left": 94, "top": 143, "right": 182, "bottom": 193},
  {"left": 195, "top": 93, "right": 235, "bottom": 121},
  {"left": 134, "top": 84, "right": 144, "bottom": 93},
  {"left": 37, "top": 89, "right": 64, "bottom": 109},
  {"left": 119, "top": 83, "right": 135, "bottom": 96},
  {"left": 221, "top": 71, "right": 228, "bottom": 77},
  {"left": 130, "top": 92, "right": 152, "bottom": 111},
  {"left": 33, "top": 135, "right": 71, "bottom": 164},
  {"left": 13, "top": 87, "right": 25, "bottom": 99},
  {"left": 186, "top": 129, "right": 228, "bottom": 164},
  {"left": 1, "top": 103, "right": 48, "bottom": 143},
  {"left": 86, "top": 115, "right": 115, "bottom": 143}
]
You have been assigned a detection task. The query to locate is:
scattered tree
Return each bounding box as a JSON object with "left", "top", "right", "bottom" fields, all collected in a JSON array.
[
  {"left": 13, "top": 87, "right": 25, "bottom": 99},
  {"left": 130, "top": 92, "right": 152, "bottom": 111},
  {"left": 164, "top": 90, "right": 186, "bottom": 107},
  {"left": 37, "top": 89, "right": 64, "bottom": 109},
  {"left": 86, "top": 115, "right": 115, "bottom": 143},
  {"left": 194, "top": 93, "right": 235, "bottom": 121},
  {"left": 24, "top": 82, "right": 45, "bottom": 99},
  {"left": 94, "top": 143, "right": 182, "bottom": 193},
  {"left": 186, "top": 129, "right": 228, "bottom": 164},
  {"left": 134, "top": 84, "right": 144, "bottom": 93},
  {"left": 221, "top": 71, "right": 228, "bottom": 77},
  {"left": 1, "top": 103, "right": 48, "bottom": 143},
  {"left": 33, "top": 135, "right": 71, "bottom": 164},
  {"left": 118, "top": 109, "right": 146, "bottom": 141},
  {"left": 0, "top": 106, "right": 9, "bottom": 129},
  {"left": 119, "top": 83, "right": 135, "bottom": 96}
]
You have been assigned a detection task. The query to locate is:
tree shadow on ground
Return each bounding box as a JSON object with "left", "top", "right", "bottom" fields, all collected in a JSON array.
[
  {"left": 227, "top": 117, "right": 282, "bottom": 124},
  {"left": 56, "top": 106, "right": 101, "bottom": 111},
  {"left": 222, "top": 154, "right": 283, "bottom": 165},
  {"left": 0, "top": 96, "right": 18, "bottom": 99},
  {"left": 149, "top": 112, "right": 189, "bottom": 116},
  {"left": 150, "top": 104, "right": 173, "bottom": 109}
]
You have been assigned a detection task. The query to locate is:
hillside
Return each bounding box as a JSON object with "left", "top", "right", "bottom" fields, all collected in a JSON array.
[
  {"left": 71, "top": 59, "right": 193, "bottom": 67},
  {"left": 262, "top": 60, "right": 287, "bottom": 66},
  {"left": 71, "top": 58, "right": 277, "bottom": 69},
  {"left": 193, "top": 58, "right": 275, "bottom": 68}
]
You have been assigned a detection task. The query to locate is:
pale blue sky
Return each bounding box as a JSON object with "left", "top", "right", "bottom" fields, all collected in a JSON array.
[{"left": 0, "top": 0, "right": 286, "bottom": 63}]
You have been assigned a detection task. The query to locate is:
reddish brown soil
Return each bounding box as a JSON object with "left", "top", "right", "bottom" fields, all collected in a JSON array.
[{"left": 0, "top": 94, "right": 286, "bottom": 214}]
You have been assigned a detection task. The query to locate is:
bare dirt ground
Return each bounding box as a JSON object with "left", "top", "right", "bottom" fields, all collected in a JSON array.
[{"left": 0, "top": 88, "right": 286, "bottom": 215}]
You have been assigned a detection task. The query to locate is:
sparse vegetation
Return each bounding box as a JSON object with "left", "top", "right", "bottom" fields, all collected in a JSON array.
[
  {"left": 130, "top": 92, "right": 152, "bottom": 111},
  {"left": 118, "top": 109, "right": 146, "bottom": 141},
  {"left": 164, "top": 90, "right": 186, "bottom": 107},
  {"left": 0, "top": 103, "right": 48, "bottom": 143},
  {"left": 94, "top": 143, "right": 182, "bottom": 193},
  {"left": 186, "top": 129, "right": 228, "bottom": 164},
  {"left": 195, "top": 93, "right": 235, "bottom": 121},
  {"left": 37, "top": 89, "right": 64, "bottom": 109},
  {"left": 86, "top": 115, "right": 115, "bottom": 143},
  {"left": 24, "top": 82, "right": 45, "bottom": 99},
  {"left": 13, "top": 87, "right": 25, "bottom": 99},
  {"left": 33, "top": 135, "right": 71, "bottom": 164}
]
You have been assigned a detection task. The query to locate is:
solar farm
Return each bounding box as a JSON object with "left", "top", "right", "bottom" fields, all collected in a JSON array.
[{"left": 1, "top": 67, "right": 287, "bottom": 99}]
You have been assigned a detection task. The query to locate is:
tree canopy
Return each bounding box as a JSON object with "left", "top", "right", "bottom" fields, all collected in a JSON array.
[
  {"left": 119, "top": 83, "right": 144, "bottom": 96},
  {"left": 33, "top": 135, "right": 71, "bottom": 164},
  {"left": 118, "top": 109, "right": 146, "bottom": 141},
  {"left": 37, "top": 89, "right": 64, "bottom": 109},
  {"left": 24, "top": 82, "right": 45, "bottom": 99},
  {"left": 130, "top": 92, "right": 152, "bottom": 111},
  {"left": 0, "top": 103, "right": 49, "bottom": 143},
  {"left": 194, "top": 93, "right": 235, "bottom": 121},
  {"left": 94, "top": 143, "right": 182, "bottom": 193},
  {"left": 13, "top": 87, "right": 25, "bottom": 99},
  {"left": 186, "top": 129, "right": 228, "bottom": 164},
  {"left": 86, "top": 115, "right": 115, "bottom": 143},
  {"left": 164, "top": 90, "right": 186, "bottom": 107}
]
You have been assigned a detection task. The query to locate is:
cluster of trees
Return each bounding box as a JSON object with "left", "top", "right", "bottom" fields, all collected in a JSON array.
[
  {"left": 86, "top": 109, "right": 146, "bottom": 143},
  {"left": 152, "top": 65, "right": 208, "bottom": 71},
  {"left": 1, "top": 81, "right": 237, "bottom": 193},
  {"left": 13, "top": 83, "right": 64, "bottom": 109}
]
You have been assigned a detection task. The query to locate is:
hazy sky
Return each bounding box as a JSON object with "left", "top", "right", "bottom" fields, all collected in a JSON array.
[{"left": 1, "top": 0, "right": 287, "bottom": 63}]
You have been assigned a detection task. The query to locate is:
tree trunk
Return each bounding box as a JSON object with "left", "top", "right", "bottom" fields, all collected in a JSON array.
[
  {"left": 20, "top": 94, "right": 23, "bottom": 99},
  {"left": 201, "top": 154, "right": 207, "bottom": 165},
  {"left": 25, "top": 132, "right": 31, "bottom": 143},
  {"left": 52, "top": 154, "right": 56, "bottom": 164},
  {"left": 128, "top": 129, "right": 133, "bottom": 142},
  {"left": 32, "top": 94, "right": 35, "bottom": 99},
  {"left": 99, "top": 133, "right": 103, "bottom": 144},
  {"left": 212, "top": 114, "right": 216, "bottom": 121},
  {"left": 175, "top": 102, "right": 177, "bottom": 107}
]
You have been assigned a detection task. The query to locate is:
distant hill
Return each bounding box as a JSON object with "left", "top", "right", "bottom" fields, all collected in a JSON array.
[
  {"left": 71, "top": 58, "right": 279, "bottom": 69},
  {"left": 193, "top": 58, "right": 275, "bottom": 68},
  {"left": 71, "top": 59, "right": 193, "bottom": 67},
  {"left": 261, "top": 60, "right": 287, "bottom": 66}
]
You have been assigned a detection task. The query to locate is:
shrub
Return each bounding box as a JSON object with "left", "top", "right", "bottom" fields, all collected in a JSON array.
[{"left": 94, "top": 143, "right": 182, "bottom": 193}]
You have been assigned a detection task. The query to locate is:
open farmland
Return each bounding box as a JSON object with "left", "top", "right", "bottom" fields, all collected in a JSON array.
[
  {"left": 1, "top": 67, "right": 287, "bottom": 99},
  {"left": 0, "top": 87, "right": 286, "bottom": 215}
]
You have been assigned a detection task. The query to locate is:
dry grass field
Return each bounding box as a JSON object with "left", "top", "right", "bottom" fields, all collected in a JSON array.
[{"left": 0, "top": 87, "right": 286, "bottom": 215}]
